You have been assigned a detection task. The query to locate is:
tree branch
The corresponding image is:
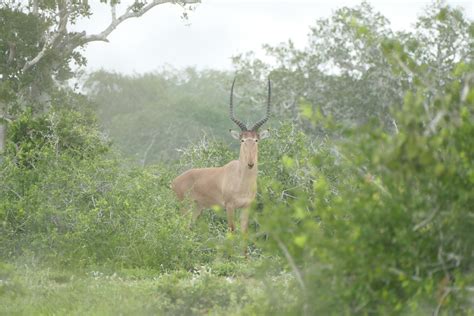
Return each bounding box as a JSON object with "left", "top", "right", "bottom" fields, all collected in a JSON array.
[
  {"left": 392, "top": 53, "right": 436, "bottom": 93},
  {"left": 22, "top": 0, "right": 71, "bottom": 72},
  {"left": 111, "top": 3, "right": 117, "bottom": 22},
  {"left": 0, "top": 115, "right": 13, "bottom": 123},
  {"left": 32, "top": 0, "right": 39, "bottom": 15},
  {"left": 21, "top": 0, "right": 200, "bottom": 72},
  {"left": 273, "top": 235, "right": 310, "bottom": 315},
  {"left": 81, "top": 0, "right": 200, "bottom": 44},
  {"left": 7, "top": 42, "right": 16, "bottom": 65},
  {"left": 413, "top": 208, "right": 438, "bottom": 231},
  {"left": 433, "top": 286, "right": 452, "bottom": 316},
  {"left": 274, "top": 235, "right": 306, "bottom": 291},
  {"left": 141, "top": 130, "right": 160, "bottom": 167}
]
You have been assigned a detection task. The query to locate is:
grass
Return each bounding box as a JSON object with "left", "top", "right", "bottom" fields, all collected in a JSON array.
[{"left": 0, "top": 257, "right": 297, "bottom": 315}]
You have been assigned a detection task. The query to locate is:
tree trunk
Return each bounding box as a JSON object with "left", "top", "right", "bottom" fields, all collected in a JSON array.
[
  {"left": 0, "top": 104, "right": 6, "bottom": 154},
  {"left": 0, "top": 122, "right": 5, "bottom": 154}
]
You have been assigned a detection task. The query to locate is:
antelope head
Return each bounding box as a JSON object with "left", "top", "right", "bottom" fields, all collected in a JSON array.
[{"left": 229, "top": 78, "right": 271, "bottom": 170}]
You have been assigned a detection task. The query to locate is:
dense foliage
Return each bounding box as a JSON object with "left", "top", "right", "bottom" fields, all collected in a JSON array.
[
  {"left": 1, "top": 1, "right": 473, "bottom": 315},
  {"left": 256, "top": 65, "right": 474, "bottom": 314}
]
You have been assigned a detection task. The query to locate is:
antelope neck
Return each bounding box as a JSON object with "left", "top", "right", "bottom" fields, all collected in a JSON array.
[{"left": 238, "top": 157, "right": 258, "bottom": 178}]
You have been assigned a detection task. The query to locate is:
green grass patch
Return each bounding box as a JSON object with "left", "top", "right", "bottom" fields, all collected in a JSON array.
[{"left": 0, "top": 258, "right": 296, "bottom": 316}]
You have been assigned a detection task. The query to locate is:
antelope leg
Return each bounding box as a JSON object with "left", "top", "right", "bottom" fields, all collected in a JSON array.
[{"left": 226, "top": 207, "right": 235, "bottom": 232}]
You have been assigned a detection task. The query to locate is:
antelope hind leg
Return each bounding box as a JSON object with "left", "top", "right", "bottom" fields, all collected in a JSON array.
[
  {"left": 192, "top": 207, "right": 204, "bottom": 224},
  {"left": 226, "top": 207, "right": 235, "bottom": 232}
]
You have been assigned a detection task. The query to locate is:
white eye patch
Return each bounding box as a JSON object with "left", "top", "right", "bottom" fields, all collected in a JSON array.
[{"left": 241, "top": 138, "right": 258, "bottom": 143}]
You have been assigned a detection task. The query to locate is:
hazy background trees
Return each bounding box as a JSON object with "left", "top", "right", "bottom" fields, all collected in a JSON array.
[{"left": 83, "top": 1, "right": 471, "bottom": 164}]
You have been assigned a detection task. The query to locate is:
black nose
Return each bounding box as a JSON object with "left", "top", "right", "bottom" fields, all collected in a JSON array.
[{"left": 248, "top": 163, "right": 254, "bottom": 169}]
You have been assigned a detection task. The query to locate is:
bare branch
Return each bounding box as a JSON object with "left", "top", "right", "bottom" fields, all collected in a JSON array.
[
  {"left": 22, "top": 0, "right": 71, "bottom": 72},
  {"left": 141, "top": 130, "right": 160, "bottom": 167},
  {"left": 21, "top": 0, "right": 200, "bottom": 72},
  {"left": 111, "top": 3, "right": 117, "bottom": 22},
  {"left": 274, "top": 235, "right": 306, "bottom": 291},
  {"left": 424, "top": 111, "right": 446, "bottom": 136},
  {"left": 82, "top": 0, "right": 200, "bottom": 44},
  {"left": 461, "top": 73, "right": 473, "bottom": 102},
  {"left": 335, "top": 147, "right": 391, "bottom": 196},
  {"left": 0, "top": 115, "right": 13, "bottom": 123},
  {"left": 32, "top": 0, "right": 39, "bottom": 15},
  {"left": 0, "top": 103, "right": 13, "bottom": 123},
  {"left": 413, "top": 209, "right": 438, "bottom": 231},
  {"left": 434, "top": 281, "right": 452, "bottom": 316},
  {"left": 391, "top": 118, "right": 399, "bottom": 134},
  {"left": 273, "top": 235, "right": 310, "bottom": 316},
  {"left": 7, "top": 42, "right": 16, "bottom": 65},
  {"left": 392, "top": 53, "right": 436, "bottom": 92},
  {"left": 22, "top": 34, "right": 59, "bottom": 72},
  {"left": 8, "top": 187, "right": 23, "bottom": 200}
]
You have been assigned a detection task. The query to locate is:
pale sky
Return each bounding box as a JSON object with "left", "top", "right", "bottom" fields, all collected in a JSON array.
[{"left": 75, "top": 0, "right": 473, "bottom": 74}]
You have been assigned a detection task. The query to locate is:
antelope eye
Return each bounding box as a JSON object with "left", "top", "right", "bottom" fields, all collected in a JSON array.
[
  {"left": 255, "top": 139, "right": 258, "bottom": 142},
  {"left": 241, "top": 139, "right": 244, "bottom": 143}
]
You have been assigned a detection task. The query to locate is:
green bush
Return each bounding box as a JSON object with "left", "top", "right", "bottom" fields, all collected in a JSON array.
[
  {"left": 1, "top": 157, "right": 211, "bottom": 270},
  {"left": 254, "top": 62, "right": 474, "bottom": 314},
  {"left": 0, "top": 107, "right": 211, "bottom": 271},
  {"left": 6, "top": 107, "right": 109, "bottom": 168}
]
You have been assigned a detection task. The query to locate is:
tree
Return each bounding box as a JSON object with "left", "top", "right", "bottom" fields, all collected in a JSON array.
[
  {"left": 248, "top": 3, "right": 474, "bottom": 313},
  {"left": 0, "top": 0, "right": 200, "bottom": 153},
  {"left": 233, "top": 2, "right": 404, "bottom": 131},
  {"left": 84, "top": 68, "right": 233, "bottom": 163},
  {"left": 233, "top": 1, "right": 471, "bottom": 133},
  {"left": 389, "top": 1, "right": 472, "bottom": 106}
]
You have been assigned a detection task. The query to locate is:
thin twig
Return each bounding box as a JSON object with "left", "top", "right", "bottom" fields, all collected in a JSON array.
[
  {"left": 141, "top": 130, "right": 160, "bottom": 167},
  {"left": 273, "top": 235, "right": 306, "bottom": 291},
  {"left": 425, "top": 111, "right": 446, "bottom": 136},
  {"left": 392, "top": 54, "right": 436, "bottom": 93},
  {"left": 413, "top": 209, "right": 438, "bottom": 231},
  {"left": 391, "top": 118, "right": 399, "bottom": 134},
  {"left": 433, "top": 287, "right": 451, "bottom": 316}
]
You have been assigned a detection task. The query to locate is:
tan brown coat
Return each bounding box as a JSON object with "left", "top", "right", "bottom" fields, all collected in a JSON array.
[
  {"left": 172, "top": 77, "right": 271, "bottom": 234},
  {"left": 172, "top": 130, "right": 268, "bottom": 232}
]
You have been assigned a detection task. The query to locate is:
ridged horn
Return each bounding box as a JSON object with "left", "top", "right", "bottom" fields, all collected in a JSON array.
[
  {"left": 229, "top": 77, "right": 248, "bottom": 131},
  {"left": 251, "top": 78, "right": 271, "bottom": 131}
]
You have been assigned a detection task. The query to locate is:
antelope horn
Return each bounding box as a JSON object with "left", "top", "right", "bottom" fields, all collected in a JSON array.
[
  {"left": 229, "top": 77, "right": 248, "bottom": 131},
  {"left": 251, "top": 78, "right": 271, "bottom": 131}
]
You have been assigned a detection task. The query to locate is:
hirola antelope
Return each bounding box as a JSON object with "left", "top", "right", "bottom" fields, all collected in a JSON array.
[{"left": 172, "top": 78, "right": 271, "bottom": 234}]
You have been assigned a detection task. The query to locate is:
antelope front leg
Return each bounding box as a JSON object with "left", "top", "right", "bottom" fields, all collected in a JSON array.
[
  {"left": 189, "top": 203, "right": 203, "bottom": 229},
  {"left": 226, "top": 207, "right": 235, "bottom": 232},
  {"left": 240, "top": 208, "right": 249, "bottom": 234},
  {"left": 241, "top": 208, "right": 250, "bottom": 257}
]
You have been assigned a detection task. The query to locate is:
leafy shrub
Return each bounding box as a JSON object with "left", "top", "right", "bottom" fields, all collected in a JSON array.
[
  {"left": 177, "top": 134, "right": 234, "bottom": 170},
  {"left": 6, "top": 107, "right": 109, "bottom": 168},
  {"left": 254, "top": 62, "right": 474, "bottom": 314},
  {"left": 0, "top": 106, "right": 212, "bottom": 271},
  {"left": 1, "top": 155, "right": 211, "bottom": 270}
]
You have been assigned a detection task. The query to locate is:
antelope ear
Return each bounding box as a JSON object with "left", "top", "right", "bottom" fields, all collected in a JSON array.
[
  {"left": 259, "top": 129, "right": 270, "bottom": 140},
  {"left": 230, "top": 130, "right": 241, "bottom": 140}
]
